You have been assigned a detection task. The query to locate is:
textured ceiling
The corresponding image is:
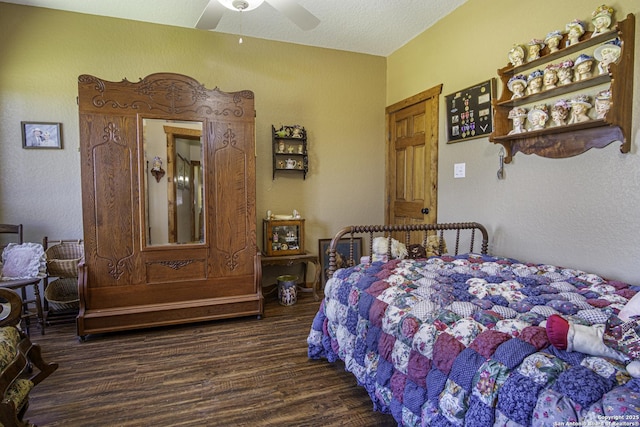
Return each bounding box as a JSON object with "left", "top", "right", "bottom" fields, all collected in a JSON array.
[{"left": 1, "top": 0, "right": 467, "bottom": 56}]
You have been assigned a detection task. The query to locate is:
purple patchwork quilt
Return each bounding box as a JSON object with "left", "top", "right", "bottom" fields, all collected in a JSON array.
[{"left": 307, "top": 254, "right": 640, "bottom": 426}]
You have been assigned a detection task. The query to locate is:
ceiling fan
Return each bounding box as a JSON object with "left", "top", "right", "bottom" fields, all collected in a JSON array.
[{"left": 196, "top": 0, "right": 320, "bottom": 31}]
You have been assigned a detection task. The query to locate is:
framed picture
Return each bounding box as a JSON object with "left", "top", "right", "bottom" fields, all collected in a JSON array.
[
  {"left": 318, "top": 237, "right": 363, "bottom": 286},
  {"left": 445, "top": 79, "right": 495, "bottom": 143},
  {"left": 21, "top": 122, "right": 62, "bottom": 149}
]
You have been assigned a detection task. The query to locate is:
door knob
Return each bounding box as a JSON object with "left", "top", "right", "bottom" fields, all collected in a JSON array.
[{"left": 421, "top": 208, "right": 430, "bottom": 215}]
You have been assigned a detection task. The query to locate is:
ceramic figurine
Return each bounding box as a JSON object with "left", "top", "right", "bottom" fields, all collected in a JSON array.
[
  {"left": 573, "top": 54, "right": 595, "bottom": 81},
  {"left": 291, "top": 125, "right": 304, "bottom": 138},
  {"left": 565, "top": 19, "right": 586, "bottom": 46},
  {"left": 277, "top": 141, "right": 285, "bottom": 153},
  {"left": 594, "top": 89, "right": 612, "bottom": 119},
  {"left": 544, "top": 30, "right": 563, "bottom": 53},
  {"left": 594, "top": 38, "right": 622, "bottom": 74},
  {"left": 557, "top": 59, "right": 574, "bottom": 85},
  {"left": 527, "top": 104, "right": 549, "bottom": 131},
  {"left": 151, "top": 156, "right": 163, "bottom": 171},
  {"left": 507, "top": 74, "right": 528, "bottom": 99},
  {"left": 542, "top": 64, "right": 559, "bottom": 91},
  {"left": 527, "top": 38, "right": 545, "bottom": 62},
  {"left": 591, "top": 4, "right": 614, "bottom": 38},
  {"left": 508, "top": 107, "right": 528, "bottom": 135},
  {"left": 568, "top": 95, "right": 592, "bottom": 124},
  {"left": 526, "top": 70, "right": 544, "bottom": 95},
  {"left": 508, "top": 45, "right": 526, "bottom": 67},
  {"left": 550, "top": 99, "right": 570, "bottom": 127},
  {"left": 150, "top": 156, "right": 165, "bottom": 182}
]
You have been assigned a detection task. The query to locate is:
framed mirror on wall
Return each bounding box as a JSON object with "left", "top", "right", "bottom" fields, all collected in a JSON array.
[{"left": 142, "top": 119, "right": 204, "bottom": 247}]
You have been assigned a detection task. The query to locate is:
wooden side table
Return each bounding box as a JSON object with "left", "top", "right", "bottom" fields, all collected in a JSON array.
[{"left": 260, "top": 252, "right": 321, "bottom": 301}]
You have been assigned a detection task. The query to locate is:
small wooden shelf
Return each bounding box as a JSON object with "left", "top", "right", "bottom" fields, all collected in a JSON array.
[
  {"left": 490, "top": 13, "right": 635, "bottom": 163},
  {"left": 272, "top": 125, "right": 308, "bottom": 179}
]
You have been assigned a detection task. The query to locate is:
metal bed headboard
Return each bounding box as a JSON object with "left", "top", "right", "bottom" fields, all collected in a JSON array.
[{"left": 327, "top": 222, "right": 489, "bottom": 280}]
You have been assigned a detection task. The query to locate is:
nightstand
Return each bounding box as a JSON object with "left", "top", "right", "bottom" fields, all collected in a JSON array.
[{"left": 260, "top": 252, "right": 321, "bottom": 301}]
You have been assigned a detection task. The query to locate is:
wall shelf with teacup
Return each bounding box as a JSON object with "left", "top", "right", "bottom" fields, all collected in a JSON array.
[{"left": 272, "top": 125, "right": 308, "bottom": 179}]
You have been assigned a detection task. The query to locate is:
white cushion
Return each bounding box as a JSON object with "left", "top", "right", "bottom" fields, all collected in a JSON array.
[{"left": 1, "top": 243, "right": 45, "bottom": 280}]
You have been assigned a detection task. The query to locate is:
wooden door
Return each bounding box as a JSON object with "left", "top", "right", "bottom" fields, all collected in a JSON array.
[{"left": 385, "top": 85, "right": 442, "bottom": 229}]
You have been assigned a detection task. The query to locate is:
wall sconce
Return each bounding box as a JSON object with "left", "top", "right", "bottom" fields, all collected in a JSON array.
[{"left": 151, "top": 156, "right": 165, "bottom": 183}]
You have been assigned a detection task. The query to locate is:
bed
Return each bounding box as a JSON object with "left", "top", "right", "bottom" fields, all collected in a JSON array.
[{"left": 307, "top": 222, "right": 640, "bottom": 426}]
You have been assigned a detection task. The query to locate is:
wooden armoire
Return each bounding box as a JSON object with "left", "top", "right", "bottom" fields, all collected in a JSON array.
[{"left": 76, "top": 73, "right": 262, "bottom": 339}]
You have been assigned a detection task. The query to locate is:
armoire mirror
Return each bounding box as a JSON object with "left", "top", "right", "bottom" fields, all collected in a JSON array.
[{"left": 143, "top": 119, "right": 204, "bottom": 246}]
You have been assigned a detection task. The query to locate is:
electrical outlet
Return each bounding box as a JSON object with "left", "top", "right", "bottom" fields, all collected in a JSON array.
[{"left": 454, "top": 163, "right": 466, "bottom": 178}]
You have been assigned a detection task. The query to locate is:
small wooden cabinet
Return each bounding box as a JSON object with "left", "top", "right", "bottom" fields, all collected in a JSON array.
[
  {"left": 272, "top": 125, "right": 308, "bottom": 179},
  {"left": 490, "top": 13, "right": 635, "bottom": 163},
  {"left": 263, "top": 219, "right": 305, "bottom": 256}
]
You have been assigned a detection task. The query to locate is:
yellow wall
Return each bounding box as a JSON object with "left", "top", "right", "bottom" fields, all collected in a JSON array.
[
  {"left": 388, "top": 0, "right": 640, "bottom": 283},
  {"left": 0, "top": 3, "right": 387, "bottom": 259},
  {"left": 3, "top": 1, "right": 640, "bottom": 284}
]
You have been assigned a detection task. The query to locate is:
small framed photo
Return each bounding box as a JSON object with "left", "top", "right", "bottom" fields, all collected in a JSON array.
[
  {"left": 318, "top": 237, "right": 363, "bottom": 286},
  {"left": 21, "top": 122, "right": 62, "bottom": 149}
]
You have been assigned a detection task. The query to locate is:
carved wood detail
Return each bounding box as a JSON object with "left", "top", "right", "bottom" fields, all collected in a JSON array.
[
  {"left": 78, "top": 73, "right": 254, "bottom": 117},
  {"left": 157, "top": 260, "right": 195, "bottom": 270}
]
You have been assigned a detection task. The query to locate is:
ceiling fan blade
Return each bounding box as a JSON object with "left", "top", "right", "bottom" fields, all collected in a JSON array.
[
  {"left": 195, "top": 0, "right": 227, "bottom": 30},
  {"left": 266, "top": 0, "right": 320, "bottom": 31}
]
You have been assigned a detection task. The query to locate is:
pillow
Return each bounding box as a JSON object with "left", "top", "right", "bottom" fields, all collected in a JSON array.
[
  {"left": 619, "top": 292, "right": 640, "bottom": 323},
  {"left": 1, "top": 243, "right": 45, "bottom": 280}
]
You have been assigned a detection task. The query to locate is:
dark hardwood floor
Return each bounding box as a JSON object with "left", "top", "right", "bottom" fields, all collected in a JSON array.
[{"left": 25, "top": 291, "right": 397, "bottom": 427}]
